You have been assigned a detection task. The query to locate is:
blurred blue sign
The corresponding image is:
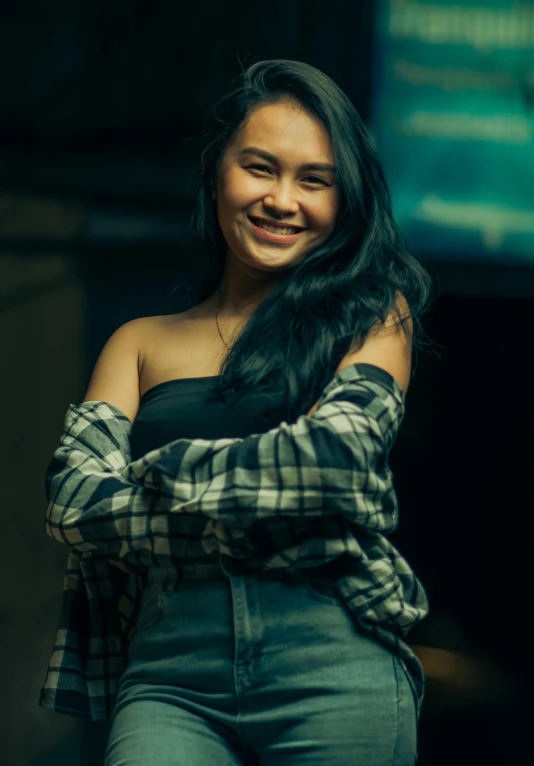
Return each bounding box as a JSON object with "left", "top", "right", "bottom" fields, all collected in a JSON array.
[{"left": 370, "top": 0, "right": 534, "bottom": 263}]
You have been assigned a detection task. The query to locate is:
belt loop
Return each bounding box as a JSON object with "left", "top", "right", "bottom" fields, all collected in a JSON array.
[
  {"left": 217, "top": 550, "right": 231, "bottom": 577},
  {"left": 164, "top": 567, "right": 179, "bottom": 594}
]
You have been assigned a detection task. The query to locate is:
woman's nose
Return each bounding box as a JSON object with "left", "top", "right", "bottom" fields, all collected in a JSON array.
[{"left": 263, "top": 192, "right": 300, "bottom": 217}]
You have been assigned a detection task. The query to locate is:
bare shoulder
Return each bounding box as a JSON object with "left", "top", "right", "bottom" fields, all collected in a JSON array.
[
  {"left": 334, "top": 292, "right": 413, "bottom": 395},
  {"left": 81, "top": 316, "right": 158, "bottom": 423},
  {"left": 81, "top": 304, "right": 214, "bottom": 421}
]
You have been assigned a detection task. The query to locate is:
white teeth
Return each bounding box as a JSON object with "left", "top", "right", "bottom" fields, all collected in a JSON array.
[{"left": 254, "top": 219, "right": 301, "bottom": 235}]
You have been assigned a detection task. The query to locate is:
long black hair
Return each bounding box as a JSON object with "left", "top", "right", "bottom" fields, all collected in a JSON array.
[{"left": 190, "top": 59, "right": 438, "bottom": 424}]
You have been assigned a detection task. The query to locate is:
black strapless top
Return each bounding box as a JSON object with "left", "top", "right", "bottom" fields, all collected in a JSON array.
[
  {"left": 130, "top": 375, "right": 288, "bottom": 460},
  {"left": 130, "top": 374, "right": 357, "bottom": 580}
]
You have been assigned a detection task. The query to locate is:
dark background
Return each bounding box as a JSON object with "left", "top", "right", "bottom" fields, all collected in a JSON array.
[{"left": 0, "top": 1, "right": 530, "bottom": 764}]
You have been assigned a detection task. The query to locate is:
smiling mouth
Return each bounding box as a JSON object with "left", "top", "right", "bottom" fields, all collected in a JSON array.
[{"left": 248, "top": 216, "right": 306, "bottom": 234}]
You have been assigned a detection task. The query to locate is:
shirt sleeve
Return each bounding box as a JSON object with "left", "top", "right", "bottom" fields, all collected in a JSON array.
[{"left": 45, "top": 363, "right": 405, "bottom": 569}]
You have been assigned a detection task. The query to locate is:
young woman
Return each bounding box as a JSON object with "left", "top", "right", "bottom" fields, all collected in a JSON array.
[{"left": 78, "top": 59, "right": 435, "bottom": 765}]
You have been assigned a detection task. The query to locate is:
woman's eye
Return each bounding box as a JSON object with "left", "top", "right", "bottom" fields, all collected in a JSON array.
[
  {"left": 246, "top": 165, "right": 329, "bottom": 186},
  {"left": 303, "top": 176, "right": 330, "bottom": 186},
  {"left": 247, "top": 164, "right": 272, "bottom": 174}
]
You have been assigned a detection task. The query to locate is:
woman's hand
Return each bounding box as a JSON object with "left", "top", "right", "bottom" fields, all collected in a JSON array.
[{"left": 108, "top": 559, "right": 139, "bottom": 576}]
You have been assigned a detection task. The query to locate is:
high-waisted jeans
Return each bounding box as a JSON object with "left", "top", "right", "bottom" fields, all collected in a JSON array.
[{"left": 104, "top": 554, "right": 419, "bottom": 765}]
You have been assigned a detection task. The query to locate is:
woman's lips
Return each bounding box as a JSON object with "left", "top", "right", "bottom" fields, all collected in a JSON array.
[{"left": 247, "top": 216, "right": 306, "bottom": 244}]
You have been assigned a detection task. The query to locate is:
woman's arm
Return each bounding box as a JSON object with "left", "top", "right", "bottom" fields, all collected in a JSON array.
[
  {"left": 46, "top": 301, "right": 410, "bottom": 568},
  {"left": 44, "top": 362, "right": 405, "bottom": 569},
  {"left": 306, "top": 292, "right": 412, "bottom": 416}
]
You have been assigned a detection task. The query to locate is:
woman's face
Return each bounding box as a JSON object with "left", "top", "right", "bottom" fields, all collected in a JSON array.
[{"left": 214, "top": 99, "right": 340, "bottom": 276}]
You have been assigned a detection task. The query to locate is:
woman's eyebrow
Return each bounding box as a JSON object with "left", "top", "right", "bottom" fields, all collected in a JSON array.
[{"left": 239, "top": 146, "right": 336, "bottom": 173}]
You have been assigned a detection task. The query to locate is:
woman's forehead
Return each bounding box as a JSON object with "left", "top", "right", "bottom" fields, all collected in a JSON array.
[{"left": 232, "top": 102, "right": 333, "bottom": 159}]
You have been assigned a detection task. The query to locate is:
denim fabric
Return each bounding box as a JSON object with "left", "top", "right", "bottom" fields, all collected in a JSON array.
[{"left": 104, "top": 555, "right": 418, "bottom": 765}]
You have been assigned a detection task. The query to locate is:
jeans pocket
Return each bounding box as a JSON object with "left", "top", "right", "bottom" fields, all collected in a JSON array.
[
  {"left": 303, "top": 573, "right": 346, "bottom": 607},
  {"left": 134, "top": 579, "right": 164, "bottom": 634}
]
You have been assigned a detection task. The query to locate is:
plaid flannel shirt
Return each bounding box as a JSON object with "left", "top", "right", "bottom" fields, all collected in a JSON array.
[{"left": 38, "top": 362, "right": 428, "bottom": 721}]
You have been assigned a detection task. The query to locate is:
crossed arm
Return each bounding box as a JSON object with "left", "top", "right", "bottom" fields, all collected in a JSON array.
[
  {"left": 45, "top": 364, "right": 405, "bottom": 572},
  {"left": 60, "top": 295, "right": 412, "bottom": 572}
]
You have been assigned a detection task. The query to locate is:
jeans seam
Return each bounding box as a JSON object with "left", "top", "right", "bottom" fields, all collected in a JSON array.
[
  {"left": 391, "top": 654, "right": 418, "bottom": 765},
  {"left": 391, "top": 654, "right": 403, "bottom": 766}
]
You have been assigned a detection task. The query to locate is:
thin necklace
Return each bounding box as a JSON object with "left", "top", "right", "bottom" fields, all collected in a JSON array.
[
  {"left": 215, "top": 286, "right": 238, "bottom": 352},
  {"left": 215, "top": 306, "right": 231, "bottom": 351},
  {"left": 215, "top": 287, "right": 256, "bottom": 351}
]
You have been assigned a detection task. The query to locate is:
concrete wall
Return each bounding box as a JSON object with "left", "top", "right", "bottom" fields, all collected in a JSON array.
[{"left": 0, "top": 253, "right": 89, "bottom": 765}]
